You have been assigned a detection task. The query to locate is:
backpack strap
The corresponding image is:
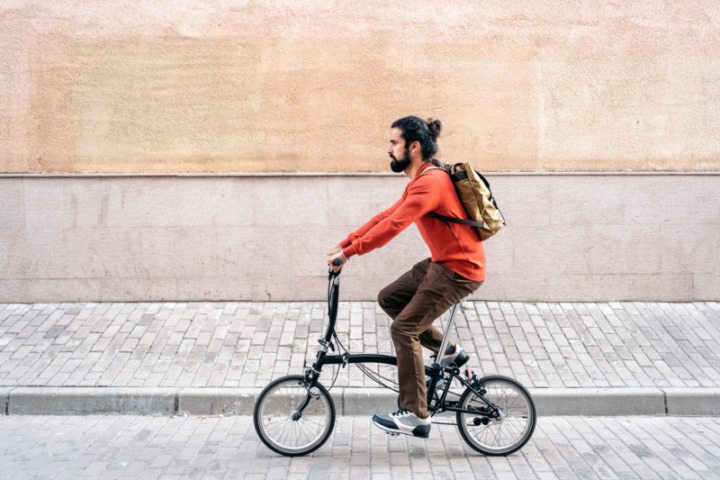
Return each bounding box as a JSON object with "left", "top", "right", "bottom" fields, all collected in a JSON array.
[
  {"left": 418, "top": 165, "right": 444, "bottom": 176},
  {"left": 427, "top": 211, "right": 485, "bottom": 229},
  {"left": 419, "top": 164, "right": 486, "bottom": 229}
]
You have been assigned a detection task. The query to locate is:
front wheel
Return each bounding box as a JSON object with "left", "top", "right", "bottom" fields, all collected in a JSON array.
[
  {"left": 253, "top": 374, "right": 336, "bottom": 456},
  {"left": 456, "top": 375, "right": 536, "bottom": 456}
]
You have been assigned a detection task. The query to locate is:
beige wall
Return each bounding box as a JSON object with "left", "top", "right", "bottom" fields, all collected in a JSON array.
[
  {"left": 1, "top": 173, "right": 718, "bottom": 302},
  {"left": 2, "top": 1, "right": 719, "bottom": 173},
  {"left": 2, "top": 3, "right": 719, "bottom": 302}
]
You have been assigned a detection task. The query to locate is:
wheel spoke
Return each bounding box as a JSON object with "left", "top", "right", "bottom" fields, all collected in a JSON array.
[
  {"left": 254, "top": 375, "right": 336, "bottom": 456},
  {"left": 456, "top": 375, "right": 536, "bottom": 456}
]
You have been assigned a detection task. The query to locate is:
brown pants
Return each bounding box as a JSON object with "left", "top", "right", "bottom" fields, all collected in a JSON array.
[{"left": 377, "top": 259, "right": 483, "bottom": 418}]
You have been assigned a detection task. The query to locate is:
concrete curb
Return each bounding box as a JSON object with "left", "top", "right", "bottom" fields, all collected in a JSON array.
[
  {"left": 178, "top": 388, "right": 258, "bottom": 416},
  {"left": 8, "top": 387, "right": 178, "bottom": 416},
  {"left": 531, "top": 387, "right": 668, "bottom": 416},
  {"left": 1, "top": 387, "right": 11, "bottom": 416},
  {"left": 3, "top": 386, "right": 719, "bottom": 417},
  {"left": 665, "top": 388, "right": 720, "bottom": 416}
]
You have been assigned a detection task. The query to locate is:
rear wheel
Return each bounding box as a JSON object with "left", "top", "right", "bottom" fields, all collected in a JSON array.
[
  {"left": 253, "top": 375, "right": 335, "bottom": 456},
  {"left": 456, "top": 375, "right": 536, "bottom": 456}
]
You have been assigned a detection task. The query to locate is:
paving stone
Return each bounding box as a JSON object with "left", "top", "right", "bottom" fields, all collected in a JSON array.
[{"left": 1, "top": 301, "right": 720, "bottom": 419}]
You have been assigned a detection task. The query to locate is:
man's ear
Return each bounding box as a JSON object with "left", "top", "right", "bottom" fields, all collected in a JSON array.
[{"left": 410, "top": 141, "right": 421, "bottom": 157}]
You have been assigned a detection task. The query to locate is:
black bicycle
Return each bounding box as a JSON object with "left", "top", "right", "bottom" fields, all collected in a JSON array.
[{"left": 253, "top": 267, "right": 536, "bottom": 456}]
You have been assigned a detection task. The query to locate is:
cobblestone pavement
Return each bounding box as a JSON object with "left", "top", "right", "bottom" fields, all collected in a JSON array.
[
  {"left": 1, "top": 301, "right": 719, "bottom": 390},
  {"left": 1, "top": 415, "right": 719, "bottom": 480},
  {"left": 2, "top": 301, "right": 719, "bottom": 478}
]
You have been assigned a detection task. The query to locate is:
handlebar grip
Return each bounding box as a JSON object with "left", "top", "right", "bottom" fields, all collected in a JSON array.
[{"left": 332, "top": 258, "right": 343, "bottom": 267}]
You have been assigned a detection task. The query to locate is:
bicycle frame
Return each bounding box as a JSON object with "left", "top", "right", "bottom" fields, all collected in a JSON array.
[
  {"left": 301, "top": 269, "right": 500, "bottom": 420},
  {"left": 306, "top": 269, "right": 398, "bottom": 372},
  {"left": 255, "top": 268, "right": 536, "bottom": 457}
]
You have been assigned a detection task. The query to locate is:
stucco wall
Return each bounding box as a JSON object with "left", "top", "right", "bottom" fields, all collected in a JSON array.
[
  {"left": 1, "top": 173, "right": 717, "bottom": 302},
  {"left": 2, "top": 1, "right": 719, "bottom": 173},
  {"left": 2, "top": 2, "right": 718, "bottom": 302}
]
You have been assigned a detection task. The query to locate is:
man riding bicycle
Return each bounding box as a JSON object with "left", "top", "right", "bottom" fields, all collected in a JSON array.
[{"left": 326, "top": 116, "right": 485, "bottom": 438}]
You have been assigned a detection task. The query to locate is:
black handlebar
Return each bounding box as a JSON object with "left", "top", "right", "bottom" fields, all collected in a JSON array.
[{"left": 332, "top": 259, "right": 343, "bottom": 266}]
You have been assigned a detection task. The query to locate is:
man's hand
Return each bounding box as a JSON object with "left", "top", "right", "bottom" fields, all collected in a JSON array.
[{"left": 327, "top": 244, "right": 347, "bottom": 272}]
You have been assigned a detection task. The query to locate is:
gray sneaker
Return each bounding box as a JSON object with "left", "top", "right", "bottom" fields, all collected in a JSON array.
[
  {"left": 439, "top": 343, "right": 469, "bottom": 367},
  {"left": 373, "top": 409, "right": 431, "bottom": 438}
]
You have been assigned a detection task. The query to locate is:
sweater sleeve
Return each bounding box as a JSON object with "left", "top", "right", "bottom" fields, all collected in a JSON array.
[
  {"left": 342, "top": 172, "right": 442, "bottom": 258},
  {"left": 339, "top": 197, "right": 403, "bottom": 250}
]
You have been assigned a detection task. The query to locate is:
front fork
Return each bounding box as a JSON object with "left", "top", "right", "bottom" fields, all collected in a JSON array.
[
  {"left": 290, "top": 364, "right": 323, "bottom": 421},
  {"left": 293, "top": 339, "right": 335, "bottom": 419}
]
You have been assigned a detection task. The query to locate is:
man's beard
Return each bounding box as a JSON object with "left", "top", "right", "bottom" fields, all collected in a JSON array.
[{"left": 389, "top": 149, "right": 411, "bottom": 173}]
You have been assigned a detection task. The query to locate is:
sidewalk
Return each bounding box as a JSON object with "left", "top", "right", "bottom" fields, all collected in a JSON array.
[
  {"left": 1, "top": 301, "right": 719, "bottom": 416},
  {"left": 3, "top": 415, "right": 720, "bottom": 479}
]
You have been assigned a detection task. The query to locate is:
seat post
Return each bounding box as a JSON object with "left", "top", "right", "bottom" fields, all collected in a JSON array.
[{"left": 436, "top": 302, "right": 460, "bottom": 364}]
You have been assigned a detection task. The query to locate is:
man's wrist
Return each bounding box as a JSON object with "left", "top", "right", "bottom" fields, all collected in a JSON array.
[{"left": 341, "top": 250, "right": 349, "bottom": 262}]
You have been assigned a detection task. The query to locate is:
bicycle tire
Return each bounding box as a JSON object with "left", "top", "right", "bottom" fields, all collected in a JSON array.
[
  {"left": 253, "top": 374, "right": 336, "bottom": 456},
  {"left": 456, "top": 374, "right": 536, "bottom": 456}
]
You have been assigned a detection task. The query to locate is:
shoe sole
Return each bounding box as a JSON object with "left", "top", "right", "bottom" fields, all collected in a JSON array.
[{"left": 372, "top": 419, "right": 430, "bottom": 438}]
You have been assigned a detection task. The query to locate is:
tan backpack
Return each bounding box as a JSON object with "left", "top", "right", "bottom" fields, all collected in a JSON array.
[{"left": 424, "top": 163, "right": 506, "bottom": 241}]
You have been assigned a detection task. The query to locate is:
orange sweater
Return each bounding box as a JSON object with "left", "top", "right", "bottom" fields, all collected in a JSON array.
[{"left": 340, "top": 163, "right": 486, "bottom": 281}]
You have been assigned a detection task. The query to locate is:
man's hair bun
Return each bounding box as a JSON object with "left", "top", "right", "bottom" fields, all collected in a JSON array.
[{"left": 426, "top": 118, "right": 442, "bottom": 140}]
